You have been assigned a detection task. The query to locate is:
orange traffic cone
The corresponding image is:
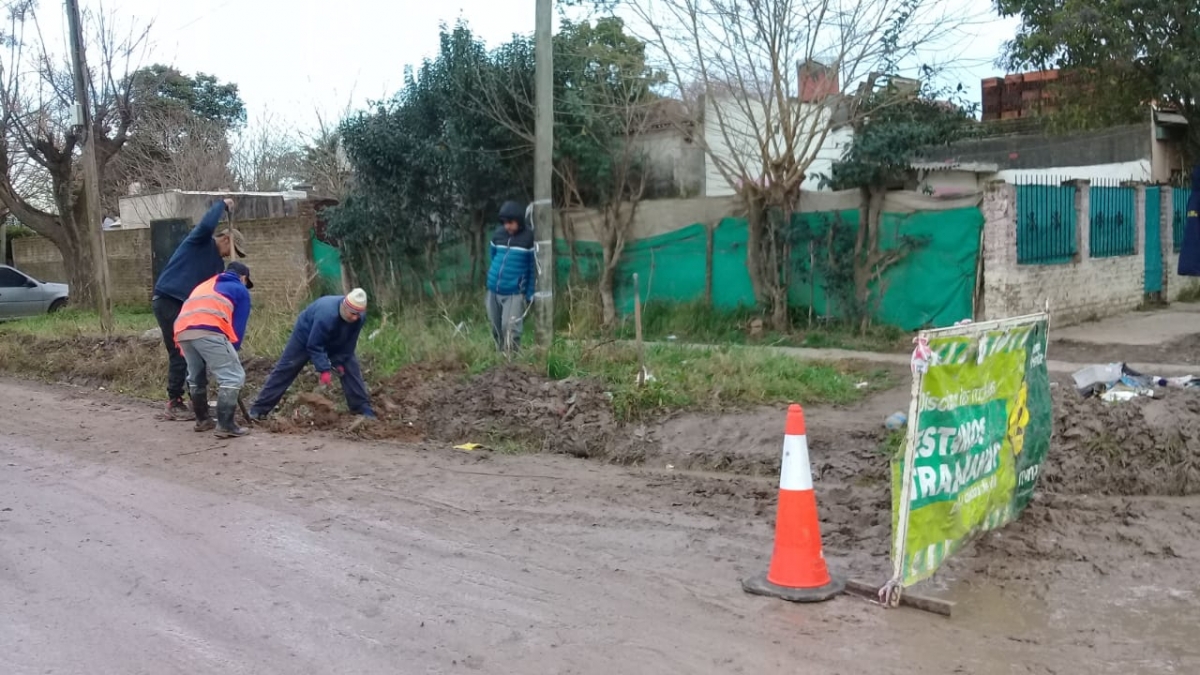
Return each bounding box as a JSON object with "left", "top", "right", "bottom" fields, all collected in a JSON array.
[{"left": 742, "top": 404, "right": 845, "bottom": 602}]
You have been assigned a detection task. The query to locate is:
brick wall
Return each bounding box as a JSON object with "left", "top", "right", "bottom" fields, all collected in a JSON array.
[
  {"left": 13, "top": 229, "right": 154, "bottom": 306},
  {"left": 236, "top": 214, "right": 316, "bottom": 309},
  {"left": 981, "top": 180, "right": 1148, "bottom": 327},
  {"left": 12, "top": 208, "right": 316, "bottom": 310},
  {"left": 11, "top": 236, "right": 65, "bottom": 287}
]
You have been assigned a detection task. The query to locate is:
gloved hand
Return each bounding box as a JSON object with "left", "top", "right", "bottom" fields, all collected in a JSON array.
[
  {"left": 319, "top": 371, "right": 333, "bottom": 387},
  {"left": 334, "top": 365, "right": 345, "bottom": 376}
]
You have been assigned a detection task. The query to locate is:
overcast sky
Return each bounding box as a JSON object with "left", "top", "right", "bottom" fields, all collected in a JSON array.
[{"left": 34, "top": 0, "right": 1020, "bottom": 135}]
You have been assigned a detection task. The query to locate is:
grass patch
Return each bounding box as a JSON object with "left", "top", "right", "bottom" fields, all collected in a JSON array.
[
  {"left": 606, "top": 300, "right": 909, "bottom": 353},
  {"left": 0, "top": 300, "right": 890, "bottom": 420},
  {"left": 1177, "top": 281, "right": 1200, "bottom": 304},
  {"left": 1, "top": 307, "right": 159, "bottom": 336}
]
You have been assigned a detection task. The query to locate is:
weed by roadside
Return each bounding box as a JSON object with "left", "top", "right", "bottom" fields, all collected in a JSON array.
[
  {"left": 604, "top": 300, "right": 909, "bottom": 353},
  {"left": 1177, "top": 281, "right": 1200, "bottom": 304},
  {"left": 0, "top": 304, "right": 889, "bottom": 420}
]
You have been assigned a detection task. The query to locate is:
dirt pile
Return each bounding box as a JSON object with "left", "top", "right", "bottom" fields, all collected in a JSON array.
[
  {"left": 262, "top": 361, "right": 640, "bottom": 455},
  {"left": 373, "top": 363, "right": 645, "bottom": 459},
  {"left": 1046, "top": 387, "right": 1200, "bottom": 497}
]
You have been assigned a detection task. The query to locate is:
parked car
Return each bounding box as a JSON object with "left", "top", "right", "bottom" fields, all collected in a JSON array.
[{"left": 0, "top": 265, "right": 69, "bottom": 318}]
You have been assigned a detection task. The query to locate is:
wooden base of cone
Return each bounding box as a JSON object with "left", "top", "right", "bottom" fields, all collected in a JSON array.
[{"left": 741, "top": 571, "right": 845, "bottom": 603}]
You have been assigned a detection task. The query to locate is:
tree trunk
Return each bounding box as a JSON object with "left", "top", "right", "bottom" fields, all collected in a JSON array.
[
  {"left": 704, "top": 221, "right": 715, "bottom": 307},
  {"left": 744, "top": 192, "right": 794, "bottom": 331},
  {"left": 768, "top": 206, "right": 787, "bottom": 329},
  {"left": 562, "top": 212, "right": 581, "bottom": 286},
  {"left": 854, "top": 186, "right": 886, "bottom": 335},
  {"left": 745, "top": 207, "right": 768, "bottom": 305},
  {"left": 53, "top": 216, "right": 102, "bottom": 310},
  {"left": 469, "top": 208, "right": 484, "bottom": 285},
  {"left": 599, "top": 261, "right": 617, "bottom": 329},
  {"left": 599, "top": 208, "right": 619, "bottom": 329}
]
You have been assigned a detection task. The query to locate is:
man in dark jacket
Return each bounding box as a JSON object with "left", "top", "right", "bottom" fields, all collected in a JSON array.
[
  {"left": 1177, "top": 165, "right": 1200, "bottom": 276},
  {"left": 486, "top": 200, "right": 536, "bottom": 352},
  {"left": 248, "top": 289, "right": 376, "bottom": 420},
  {"left": 152, "top": 197, "right": 245, "bottom": 419}
]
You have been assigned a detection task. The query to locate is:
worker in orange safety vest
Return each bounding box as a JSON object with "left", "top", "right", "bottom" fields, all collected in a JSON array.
[{"left": 173, "top": 261, "right": 254, "bottom": 438}]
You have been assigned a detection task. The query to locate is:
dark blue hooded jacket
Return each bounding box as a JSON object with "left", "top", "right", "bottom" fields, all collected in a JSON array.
[
  {"left": 154, "top": 201, "right": 231, "bottom": 301},
  {"left": 289, "top": 295, "right": 365, "bottom": 374},
  {"left": 486, "top": 200, "right": 536, "bottom": 300},
  {"left": 1178, "top": 166, "right": 1200, "bottom": 276}
]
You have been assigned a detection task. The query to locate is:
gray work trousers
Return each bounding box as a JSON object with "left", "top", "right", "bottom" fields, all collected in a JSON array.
[
  {"left": 486, "top": 291, "right": 527, "bottom": 352},
  {"left": 180, "top": 333, "right": 246, "bottom": 393}
]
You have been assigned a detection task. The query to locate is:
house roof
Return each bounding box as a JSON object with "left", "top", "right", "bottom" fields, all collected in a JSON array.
[
  {"left": 643, "top": 98, "right": 694, "bottom": 130},
  {"left": 910, "top": 160, "right": 1000, "bottom": 173},
  {"left": 1155, "top": 110, "right": 1188, "bottom": 126}
]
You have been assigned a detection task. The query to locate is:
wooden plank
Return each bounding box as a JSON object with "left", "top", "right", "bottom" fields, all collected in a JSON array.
[{"left": 844, "top": 579, "right": 955, "bottom": 618}]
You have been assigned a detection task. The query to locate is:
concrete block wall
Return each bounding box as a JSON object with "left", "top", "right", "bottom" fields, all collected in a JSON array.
[
  {"left": 237, "top": 214, "right": 317, "bottom": 310},
  {"left": 12, "top": 209, "right": 316, "bottom": 310},
  {"left": 980, "top": 180, "right": 1147, "bottom": 327},
  {"left": 12, "top": 236, "right": 66, "bottom": 289},
  {"left": 13, "top": 229, "right": 153, "bottom": 306}
]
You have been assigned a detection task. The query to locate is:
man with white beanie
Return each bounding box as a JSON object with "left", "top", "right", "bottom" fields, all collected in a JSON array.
[{"left": 248, "top": 288, "right": 376, "bottom": 420}]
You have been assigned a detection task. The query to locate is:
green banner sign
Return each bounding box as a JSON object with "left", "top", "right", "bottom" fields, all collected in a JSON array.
[{"left": 891, "top": 315, "right": 1052, "bottom": 586}]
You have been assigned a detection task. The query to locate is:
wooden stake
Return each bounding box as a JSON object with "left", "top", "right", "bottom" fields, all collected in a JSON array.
[
  {"left": 633, "top": 272, "right": 645, "bottom": 386},
  {"left": 844, "top": 579, "right": 954, "bottom": 618}
]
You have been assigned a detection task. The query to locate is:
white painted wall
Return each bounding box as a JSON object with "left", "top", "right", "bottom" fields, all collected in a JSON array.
[
  {"left": 994, "top": 160, "right": 1151, "bottom": 183},
  {"left": 701, "top": 94, "right": 851, "bottom": 196},
  {"left": 117, "top": 192, "right": 181, "bottom": 229},
  {"left": 913, "top": 170, "right": 985, "bottom": 197}
]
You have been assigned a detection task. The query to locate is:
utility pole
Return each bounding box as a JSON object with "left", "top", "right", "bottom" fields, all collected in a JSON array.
[
  {"left": 65, "top": 0, "right": 113, "bottom": 334},
  {"left": 532, "top": 0, "right": 555, "bottom": 347}
]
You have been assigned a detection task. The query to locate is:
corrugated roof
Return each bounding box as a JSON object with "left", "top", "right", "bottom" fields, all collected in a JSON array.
[
  {"left": 910, "top": 161, "right": 999, "bottom": 173},
  {"left": 1155, "top": 111, "right": 1188, "bottom": 126}
]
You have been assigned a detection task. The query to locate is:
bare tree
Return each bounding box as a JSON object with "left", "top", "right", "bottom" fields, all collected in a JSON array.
[
  {"left": 470, "top": 18, "right": 662, "bottom": 328},
  {"left": 107, "top": 105, "right": 234, "bottom": 200},
  {"left": 230, "top": 112, "right": 303, "bottom": 192},
  {"left": 0, "top": 1, "right": 150, "bottom": 308},
  {"left": 300, "top": 105, "right": 353, "bottom": 199},
  {"left": 618, "top": 0, "right": 971, "bottom": 328}
]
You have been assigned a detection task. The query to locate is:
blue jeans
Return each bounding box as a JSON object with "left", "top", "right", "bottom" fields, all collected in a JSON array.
[
  {"left": 249, "top": 335, "right": 373, "bottom": 416},
  {"left": 180, "top": 333, "right": 245, "bottom": 393}
]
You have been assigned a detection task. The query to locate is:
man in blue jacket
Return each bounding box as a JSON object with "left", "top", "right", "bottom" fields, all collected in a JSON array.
[
  {"left": 173, "top": 262, "right": 254, "bottom": 438},
  {"left": 248, "top": 289, "right": 377, "bottom": 421},
  {"left": 486, "top": 200, "right": 536, "bottom": 352},
  {"left": 153, "top": 197, "right": 245, "bottom": 420},
  {"left": 1177, "top": 165, "right": 1200, "bottom": 276}
]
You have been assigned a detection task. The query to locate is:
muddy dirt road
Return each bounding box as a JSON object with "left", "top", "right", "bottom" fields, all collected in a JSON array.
[{"left": 2, "top": 380, "right": 1198, "bottom": 674}]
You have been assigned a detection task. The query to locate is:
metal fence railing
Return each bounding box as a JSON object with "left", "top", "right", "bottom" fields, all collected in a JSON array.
[
  {"left": 1088, "top": 179, "right": 1136, "bottom": 258},
  {"left": 1015, "top": 177, "right": 1077, "bottom": 265},
  {"left": 1173, "top": 187, "right": 1189, "bottom": 253}
]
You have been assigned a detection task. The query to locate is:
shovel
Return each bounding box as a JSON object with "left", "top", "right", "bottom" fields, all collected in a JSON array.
[{"left": 225, "top": 201, "right": 253, "bottom": 425}]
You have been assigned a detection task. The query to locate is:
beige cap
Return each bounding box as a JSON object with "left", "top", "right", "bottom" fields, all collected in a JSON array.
[
  {"left": 343, "top": 288, "right": 368, "bottom": 312},
  {"left": 218, "top": 228, "right": 248, "bottom": 258}
]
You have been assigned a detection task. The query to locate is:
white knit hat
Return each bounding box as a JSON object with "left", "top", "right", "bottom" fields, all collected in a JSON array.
[{"left": 343, "top": 288, "right": 368, "bottom": 312}]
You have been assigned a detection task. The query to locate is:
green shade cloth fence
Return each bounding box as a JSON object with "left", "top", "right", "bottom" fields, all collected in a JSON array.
[{"left": 316, "top": 205, "right": 985, "bottom": 331}]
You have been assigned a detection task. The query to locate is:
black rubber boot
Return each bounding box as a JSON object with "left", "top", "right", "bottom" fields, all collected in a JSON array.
[
  {"left": 214, "top": 388, "right": 249, "bottom": 438},
  {"left": 191, "top": 387, "right": 214, "bottom": 433}
]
